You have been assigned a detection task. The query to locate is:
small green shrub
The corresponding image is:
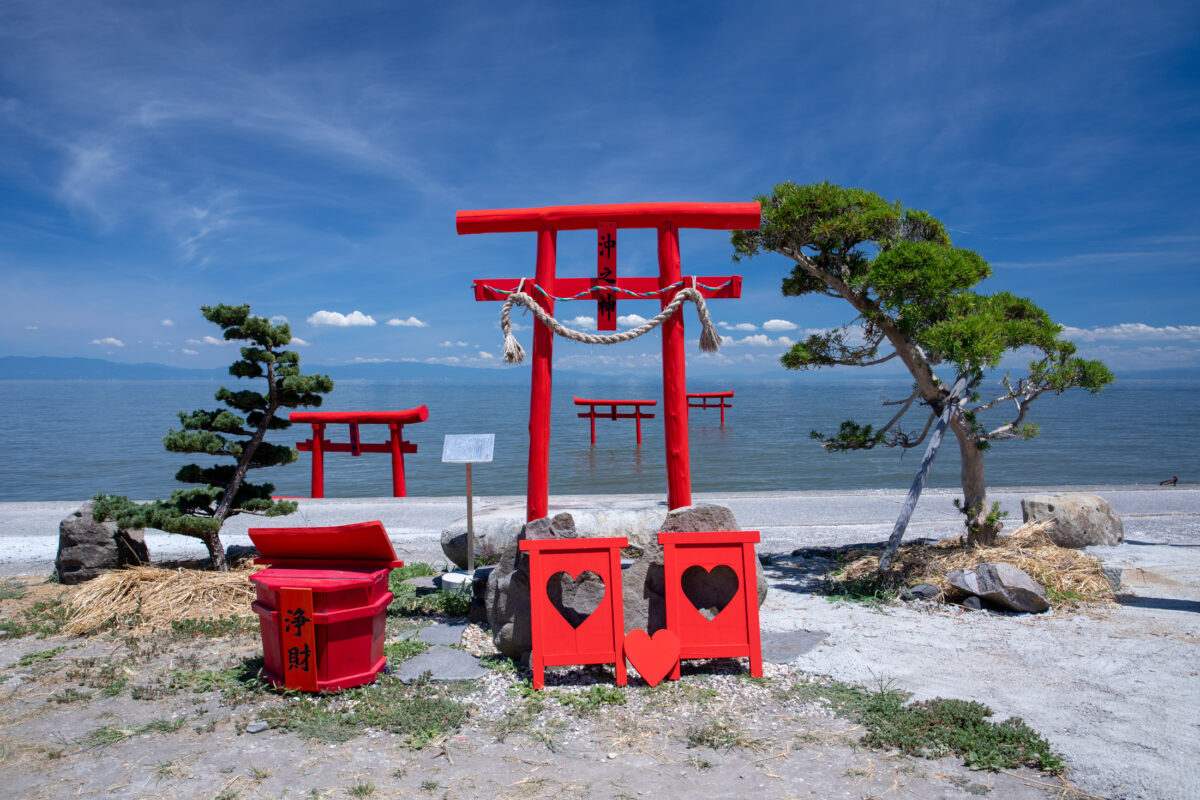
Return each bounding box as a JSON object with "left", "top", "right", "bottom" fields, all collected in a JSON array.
[
  {"left": 557, "top": 684, "right": 626, "bottom": 714},
  {"left": 169, "top": 616, "right": 257, "bottom": 638}
]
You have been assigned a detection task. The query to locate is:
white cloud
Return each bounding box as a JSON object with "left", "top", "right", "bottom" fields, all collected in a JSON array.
[
  {"left": 723, "top": 334, "right": 795, "bottom": 348},
  {"left": 270, "top": 315, "right": 289, "bottom": 324},
  {"left": 718, "top": 321, "right": 756, "bottom": 332},
  {"left": 186, "top": 335, "right": 225, "bottom": 346},
  {"left": 90, "top": 337, "right": 124, "bottom": 347},
  {"left": 762, "top": 319, "right": 798, "bottom": 332},
  {"left": 618, "top": 314, "right": 649, "bottom": 328},
  {"left": 569, "top": 316, "right": 596, "bottom": 328},
  {"left": 181, "top": 348, "right": 199, "bottom": 355},
  {"left": 307, "top": 310, "right": 376, "bottom": 327},
  {"left": 439, "top": 340, "right": 470, "bottom": 347},
  {"left": 1060, "top": 323, "right": 1200, "bottom": 342},
  {"left": 160, "top": 319, "right": 174, "bottom": 327},
  {"left": 24, "top": 325, "right": 38, "bottom": 330},
  {"left": 349, "top": 357, "right": 393, "bottom": 363},
  {"left": 477, "top": 350, "right": 494, "bottom": 359},
  {"left": 290, "top": 337, "right": 310, "bottom": 346},
  {"left": 386, "top": 316, "right": 428, "bottom": 328}
]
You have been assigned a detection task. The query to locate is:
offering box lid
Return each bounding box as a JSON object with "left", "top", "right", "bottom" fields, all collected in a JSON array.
[{"left": 248, "top": 520, "right": 403, "bottom": 568}]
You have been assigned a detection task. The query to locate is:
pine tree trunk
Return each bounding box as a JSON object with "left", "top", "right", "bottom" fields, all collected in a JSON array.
[
  {"left": 201, "top": 529, "right": 227, "bottom": 572},
  {"left": 952, "top": 418, "right": 1000, "bottom": 546}
]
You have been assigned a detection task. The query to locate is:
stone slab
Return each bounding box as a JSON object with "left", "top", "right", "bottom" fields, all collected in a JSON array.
[
  {"left": 761, "top": 630, "right": 829, "bottom": 663},
  {"left": 417, "top": 622, "right": 467, "bottom": 646},
  {"left": 395, "top": 645, "right": 488, "bottom": 683}
]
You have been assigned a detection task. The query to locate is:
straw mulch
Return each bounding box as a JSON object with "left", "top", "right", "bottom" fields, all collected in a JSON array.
[
  {"left": 835, "top": 519, "right": 1116, "bottom": 610},
  {"left": 65, "top": 565, "right": 258, "bottom": 635}
]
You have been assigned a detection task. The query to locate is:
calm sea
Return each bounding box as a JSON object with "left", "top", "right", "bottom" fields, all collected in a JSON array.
[{"left": 2, "top": 375, "right": 1195, "bottom": 501}]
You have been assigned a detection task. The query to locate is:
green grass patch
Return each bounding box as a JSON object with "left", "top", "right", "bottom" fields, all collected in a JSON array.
[
  {"left": 258, "top": 674, "right": 469, "bottom": 747},
  {"left": 165, "top": 656, "right": 274, "bottom": 704},
  {"left": 390, "top": 586, "right": 473, "bottom": 618},
  {"left": 16, "top": 646, "right": 69, "bottom": 667},
  {"left": 78, "top": 718, "right": 184, "bottom": 747},
  {"left": 0, "top": 578, "right": 27, "bottom": 601},
  {"left": 169, "top": 615, "right": 257, "bottom": 638},
  {"left": 49, "top": 687, "right": 90, "bottom": 704},
  {"left": 684, "top": 719, "right": 764, "bottom": 751},
  {"left": 786, "top": 679, "right": 1064, "bottom": 773},
  {"left": 66, "top": 659, "right": 129, "bottom": 696},
  {"left": 0, "top": 599, "right": 68, "bottom": 639},
  {"left": 556, "top": 684, "right": 626, "bottom": 714}
]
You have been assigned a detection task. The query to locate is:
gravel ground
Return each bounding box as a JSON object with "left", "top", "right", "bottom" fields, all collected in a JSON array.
[{"left": 1, "top": 486, "right": 1197, "bottom": 799}]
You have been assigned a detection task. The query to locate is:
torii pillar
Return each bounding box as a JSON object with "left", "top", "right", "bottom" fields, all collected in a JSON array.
[{"left": 460, "top": 202, "right": 761, "bottom": 521}]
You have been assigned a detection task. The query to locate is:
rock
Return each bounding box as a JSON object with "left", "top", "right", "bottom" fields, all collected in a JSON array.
[
  {"left": 761, "top": 630, "right": 829, "bottom": 663},
  {"left": 224, "top": 544, "right": 259, "bottom": 567},
  {"left": 55, "top": 501, "right": 149, "bottom": 585},
  {"left": 245, "top": 721, "right": 269, "bottom": 734},
  {"left": 442, "top": 500, "right": 668, "bottom": 569},
  {"left": 1101, "top": 565, "right": 1123, "bottom": 590},
  {"left": 485, "top": 505, "right": 768, "bottom": 659},
  {"left": 485, "top": 513, "right": 579, "bottom": 659},
  {"left": 417, "top": 622, "right": 468, "bottom": 646},
  {"left": 1021, "top": 493, "right": 1124, "bottom": 548},
  {"left": 948, "top": 562, "right": 1050, "bottom": 613},
  {"left": 904, "top": 583, "right": 940, "bottom": 601},
  {"left": 395, "top": 645, "right": 488, "bottom": 683},
  {"left": 961, "top": 596, "right": 983, "bottom": 610}
]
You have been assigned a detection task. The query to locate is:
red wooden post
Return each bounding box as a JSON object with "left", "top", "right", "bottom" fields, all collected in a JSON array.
[
  {"left": 658, "top": 223, "right": 691, "bottom": 510},
  {"left": 528, "top": 228, "right": 556, "bottom": 522},
  {"left": 589, "top": 406, "right": 596, "bottom": 446},
  {"left": 388, "top": 423, "right": 405, "bottom": 497},
  {"left": 635, "top": 405, "right": 643, "bottom": 446},
  {"left": 720, "top": 396, "right": 727, "bottom": 427},
  {"left": 311, "top": 423, "right": 325, "bottom": 499}
]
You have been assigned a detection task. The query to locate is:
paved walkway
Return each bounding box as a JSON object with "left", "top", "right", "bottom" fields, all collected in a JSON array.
[{"left": 2, "top": 485, "right": 1194, "bottom": 574}]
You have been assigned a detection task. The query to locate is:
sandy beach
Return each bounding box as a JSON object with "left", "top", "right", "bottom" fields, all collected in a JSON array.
[{"left": 2, "top": 485, "right": 1197, "bottom": 799}]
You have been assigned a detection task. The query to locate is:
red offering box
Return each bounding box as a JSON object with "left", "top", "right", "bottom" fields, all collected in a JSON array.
[{"left": 247, "top": 522, "right": 401, "bottom": 692}]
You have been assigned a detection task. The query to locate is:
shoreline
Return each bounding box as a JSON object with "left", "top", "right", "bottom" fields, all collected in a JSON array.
[{"left": 2, "top": 484, "right": 1194, "bottom": 576}]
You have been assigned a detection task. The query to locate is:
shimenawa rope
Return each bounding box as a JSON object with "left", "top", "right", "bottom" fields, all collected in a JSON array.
[{"left": 499, "top": 278, "right": 722, "bottom": 365}]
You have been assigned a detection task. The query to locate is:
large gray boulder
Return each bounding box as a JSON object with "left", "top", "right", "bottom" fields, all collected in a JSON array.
[
  {"left": 55, "top": 501, "right": 149, "bottom": 585},
  {"left": 1021, "top": 493, "right": 1124, "bottom": 548},
  {"left": 947, "top": 562, "right": 1050, "bottom": 613},
  {"left": 442, "top": 499, "right": 667, "bottom": 569},
  {"left": 485, "top": 504, "right": 767, "bottom": 659},
  {"left": 486, "top": 513, "right": 609, "bottom": 659},
  {"left": 622, "top": 504, "right": 767, "bottom": 634}
]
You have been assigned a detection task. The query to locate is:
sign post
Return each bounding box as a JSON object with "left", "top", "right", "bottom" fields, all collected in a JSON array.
[{"left": 442, "top": 434, "right": 496, "bottom": 574}]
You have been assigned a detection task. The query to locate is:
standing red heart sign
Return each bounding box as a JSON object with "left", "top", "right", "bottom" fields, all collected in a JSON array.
[{"left": 623, "top": 629, "right": 680, "bottom": 687}]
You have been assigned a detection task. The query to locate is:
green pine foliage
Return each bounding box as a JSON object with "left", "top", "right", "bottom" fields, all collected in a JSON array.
[
  {"left": 94, "top": 304, "right": 333, "bottom": 570},
  {"left": 733, "top": 182, "right": 1114, "bottom": 543}
]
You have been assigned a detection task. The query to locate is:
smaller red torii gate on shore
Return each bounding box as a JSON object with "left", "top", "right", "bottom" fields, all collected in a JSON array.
[{"left": 289, "top": 408, "right": 429, "bottom": 498}]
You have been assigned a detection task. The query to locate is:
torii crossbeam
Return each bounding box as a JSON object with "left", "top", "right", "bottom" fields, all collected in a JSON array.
[{"left": 459, "top": 202, "right": 761, "bottom": 521}]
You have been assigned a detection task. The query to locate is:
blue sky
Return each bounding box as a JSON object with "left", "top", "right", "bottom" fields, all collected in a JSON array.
[{"left": 2, "top": 0, "right": 1198, "bottom": 377}]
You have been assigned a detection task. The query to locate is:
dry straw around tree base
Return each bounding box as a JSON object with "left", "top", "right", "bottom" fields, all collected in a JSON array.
[
  {"left": 836, "top": 519, "right": 1117, "bottom": 609},
  {"left": 65, "top": 565, "right": 258, "bottom": 635}
]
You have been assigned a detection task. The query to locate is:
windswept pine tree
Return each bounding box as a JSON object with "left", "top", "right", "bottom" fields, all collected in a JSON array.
[
  {"left": 95, "top": 304, "right": 333, "bottom": 570},
  {"left": 732, "top": 182, "right": 1114, "bottom": 545}
]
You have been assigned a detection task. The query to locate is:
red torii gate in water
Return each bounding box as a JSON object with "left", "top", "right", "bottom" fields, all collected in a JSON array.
[{"left": 459, "top": 202, "right": 761, "bottom": 521}]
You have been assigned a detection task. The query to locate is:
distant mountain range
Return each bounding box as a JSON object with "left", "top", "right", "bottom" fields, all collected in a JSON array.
[
  {"left": 0, "top": 355, "right": 532, "bottom": 382},
  {"left": 2, "top": 355, "right": 1196, "bottom": 382}
]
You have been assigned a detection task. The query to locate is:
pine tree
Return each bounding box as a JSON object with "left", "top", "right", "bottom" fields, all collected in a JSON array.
[
  {"left": 95, "top": 304, "right": 333, "bottom": 570},
  {"left": 732, "top": 182, "right": 1114, "bottom": 545}
]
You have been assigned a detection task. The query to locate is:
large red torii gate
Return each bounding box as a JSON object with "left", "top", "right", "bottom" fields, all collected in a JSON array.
[{"left": 459, "top": 202, "right": 760, "bottom": 521}]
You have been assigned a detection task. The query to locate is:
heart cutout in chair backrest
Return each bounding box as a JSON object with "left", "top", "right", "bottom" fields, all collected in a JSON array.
[
  {"left": 681, "top": 564, "right": 739, "bottom": 620},
  {"left": 624, "top": 628, "right": 679, "bottom": 687},
  {"left": 547, "top": 570, "right": 606, "bottom": 629}
]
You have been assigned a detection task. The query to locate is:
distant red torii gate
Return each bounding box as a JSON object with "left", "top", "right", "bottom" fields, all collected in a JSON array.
[{"left": 459, "top": 202, "right": 760, "bottom": 521}]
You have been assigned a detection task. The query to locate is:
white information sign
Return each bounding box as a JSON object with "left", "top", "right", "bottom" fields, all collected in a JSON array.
[{"left": 441, "top": 434, "right": 495, "bottom": 464}]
